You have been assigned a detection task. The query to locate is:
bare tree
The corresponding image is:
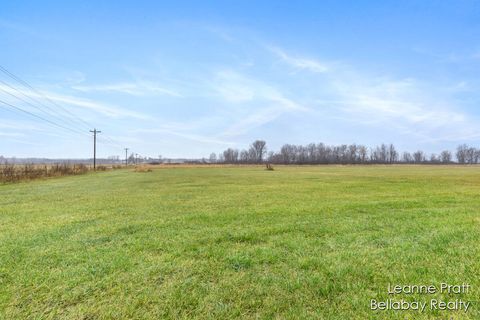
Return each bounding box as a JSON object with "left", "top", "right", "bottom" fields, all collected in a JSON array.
[
  {"left": 402, "top": 152, "right": 413, "bottom": 163},
  {"left": 430, "top": 153, "right": 440, "bottom": 163},
  {"left": 215, "top": 141, "right": 478, "bottom": 165},
  {"left": 250, "top": 140, "right": 267, "bottom": 163},
  {"left": 358, "top": 145, "right": 368, "bottom": 163},
  {"left": 413, "top": 150, "right": 425, "bottom": 164},
  {"left": 239, "top": 150, "right": 249, "bottom": 163},
  {"left": 388, "top": 144, "right": 398, "bottom": 164},
  {"left": 440, "top": 150, "right": 452, "bottom": 163},
  {"left": 209, "top": 153, "right": 217, "bottom": 163},
  {"left": 223, "top": 148, "right": 239, "bottom": 163},
  {"left": 456, "top": 144, "right": 468, "bottom": 164}
]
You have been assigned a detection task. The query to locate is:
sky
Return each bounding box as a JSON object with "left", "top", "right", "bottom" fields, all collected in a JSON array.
[{"left": 1, "top": 0, "right": 480, "bottom": 159}]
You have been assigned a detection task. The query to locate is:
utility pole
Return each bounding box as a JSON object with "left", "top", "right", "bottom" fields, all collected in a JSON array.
[
  {"left": 89, "top": 129, "right": 101, "bottom": 170},
  {"left": 124, "top": 148, "right": 129, "bottom": 166}
]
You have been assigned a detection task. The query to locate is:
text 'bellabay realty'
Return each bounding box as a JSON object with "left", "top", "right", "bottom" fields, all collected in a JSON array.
[{"left": 371, "top": 283, "right": 472, "bottom": 312}]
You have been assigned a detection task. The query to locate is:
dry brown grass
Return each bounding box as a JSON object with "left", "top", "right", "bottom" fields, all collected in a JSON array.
[
  {"left": 134, "top": 165, "right": 153, "bottom": 172},
  {"left": 139, "top": 163, "right": 268, "bottom": 169},
  {"left": 0, "top": 163, "right": 90, "bottom": 183}
]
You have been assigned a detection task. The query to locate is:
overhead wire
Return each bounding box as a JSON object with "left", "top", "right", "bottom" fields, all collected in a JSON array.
[
  {"left": 0, "top": 65, "right": 127, "bottom": 154},
  {"left": 0, "top": 99, "right": 91, "bottom": 138},
  {"left": 0, "top": 83, "right": 88, "bottom": 136},
  {"left": 0, "top": 65, "right": 93, "bottom": 131}
]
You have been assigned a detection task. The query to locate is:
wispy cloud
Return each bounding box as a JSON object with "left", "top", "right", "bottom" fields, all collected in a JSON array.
[
  {"left": 269, "top": 46, "right": 328, "bottom": 73},
  {"left": 212, "top": 70, "right": 309, "bottom": 137},
  {"left": 72, "top": 81, "right": 181, "bottom": 97},
  {"left": 0, "top": 131, "right": 24, "bottom": 137},
  {"left": 264, "top": 44, "right": 480, "bottom": 144},
  {"left": 134, "top": 127, "right": 233, "bottom": 146},
  {"left": 322, "top": 71, "right": 480, "bottom": 142},
  {"left": 0, "top": 83, "right": 150, "bottom": 120}
]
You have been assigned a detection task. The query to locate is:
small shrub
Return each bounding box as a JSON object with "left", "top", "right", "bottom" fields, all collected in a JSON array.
[
  {"left": 74, "top": 163, "right": 89, "bottom": 174},
  {"left": 134, "top": 165, "right": 152, "bottom": 172}
]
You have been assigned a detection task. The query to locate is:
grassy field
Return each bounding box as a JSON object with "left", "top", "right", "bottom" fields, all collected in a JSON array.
[{"left": 1, "top": 165, "right": 479, "bottom": 319}]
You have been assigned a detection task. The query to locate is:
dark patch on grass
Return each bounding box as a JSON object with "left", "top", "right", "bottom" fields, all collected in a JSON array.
[
  {"left": 114, "top": 224, "right": 143, "bottom": 236},
  {"left": 228, "top": 255, "right": 253, "bottom": 271},
  {"left": 216, "top": 232, "right": 264, "bottom": 245}
]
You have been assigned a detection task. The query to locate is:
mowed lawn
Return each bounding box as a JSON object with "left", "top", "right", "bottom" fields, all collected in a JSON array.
[{"left": 1, "top": 166, "right": 480, "bottom": 319}]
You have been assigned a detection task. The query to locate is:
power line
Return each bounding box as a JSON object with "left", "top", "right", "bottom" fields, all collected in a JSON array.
[
  {"left": 0, "top": 83, "right": 88, "bottom": 136},
  {"left": 0, "top": 65, "right": 128, "bottom": 155},
  {"left": 0, "top": 78, "right": 90, "bottom": 133},
  {"left": 0, "top": 65, "right": 93, "bottom": 131},
  {"left": 0, "top": 99, "right": 91, "bottom": 137}
]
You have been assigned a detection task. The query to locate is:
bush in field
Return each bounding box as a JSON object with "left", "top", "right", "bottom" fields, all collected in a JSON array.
[
  {"left": 134, "top": 165, "right": 152, "bottom": 172},
  {"left": 1, "top": 163, "right": 17, "bottom": 182},
  {"left": 0, "top": 162, "right": 93, "bottom": 183}
]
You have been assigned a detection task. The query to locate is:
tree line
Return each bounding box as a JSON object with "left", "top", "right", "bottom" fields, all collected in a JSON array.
[{"left": 211, "top": 141, "right": 480, "bottom": 165}]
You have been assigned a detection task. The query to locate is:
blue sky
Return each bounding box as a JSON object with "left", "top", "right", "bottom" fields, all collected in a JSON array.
[{"left": 1, "top": 1, "right": 480, "bottom": 158}]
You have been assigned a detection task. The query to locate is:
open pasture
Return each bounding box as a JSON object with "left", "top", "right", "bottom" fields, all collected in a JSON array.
[{"left": 1, "top": 165, "right": 479, "bottom": 319}]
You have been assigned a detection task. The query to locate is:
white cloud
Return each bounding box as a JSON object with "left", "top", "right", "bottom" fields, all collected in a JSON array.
[
  {"left": 213, "top": 71, "right": 255, "bottom": 102},
  {"left": 135, "top": 127, "right": 233, "bottom": 146},
  {"left": 0, "top": 83, "right": 150, "bottom": 120},
  {"left": 269, "top": 46, "right": 328, "bottom": 73},
  {"left": 212, "top": 70, "right": 309, "bottom": 137},
  {"left": 72, "top": 81, "right": 181, "bottom": 97},
  {"left": 0, "top": 131, "right": 24, "bottom": 137},
  {"left": 322, "top": 71, "right": 480, "bottom": 142}
]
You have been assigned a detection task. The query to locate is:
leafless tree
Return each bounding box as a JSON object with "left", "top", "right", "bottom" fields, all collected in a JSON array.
[
  {"left": 250, "top": 140, "right": 267, "bottom": 163},
  {"left": 456, "top": 144, "right": 468, "bottom": 164},
  {"left": 216, "top": 142, "right": 479, "bottom": 165},
  {"left": 388, "top": 144, "right": 398, "bottom": 164},
  {"left": 402, "top": 152, "right": 413, "bottom": 163},
  {"left": 430, "top": 153, "right": 440, "bottom": 163},
  {"left": 223, "top": 148, "right": 239, "bottom": 163},
  {"left": 440, "top": 150, "right": 452, "bottom": 163},
  {"left": 413, "top": 150, "right": 425, "bottom": 164},
  {"left": 358, "top": 145, "right": 368, "bottom": 164}
]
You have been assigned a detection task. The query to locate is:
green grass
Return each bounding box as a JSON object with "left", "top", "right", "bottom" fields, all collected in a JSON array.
[{"left": 1, "top": 165, "right": 480, "bottom": 319}]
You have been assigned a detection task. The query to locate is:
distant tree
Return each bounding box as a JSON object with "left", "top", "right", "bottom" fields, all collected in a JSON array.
[
  {"left": 209, "top": 153, "right": 217, "bottom": 163},
  {"left": 223, "top": 148, "right": 239, "bottom": 163},
  {"left": 307, "top": 143, "right": 317, "bottom": 163},
  {"left": 358, "top": 145, "right": 368, "bottom": 163},
  {"left": 280, "top": 144, "right": 295, "bottom": 164},
  {"left": 347, "top": 144, "right": 358, "bottom": 163},
  {"left": 413, "top": 150, "right": 425, "bottom": 164},
  {"left": 250, "top": 140, "right": 267, "bottom": 163},
  {"left": 456, "top": 144, "right": 468, "bottom": 164},
  {"left": 440, "top": 150, "right": 452, "bottom": 163},
  {"left": 239, "top": 150, "right": 249, "bottom": 163},
  {"left": 387, "top": 144, "right": 398, "bottom": 164},
  {"left": 211, "top": 141, "right": 471, "bottom": 165},
  {"left": 402, "top": 152, "right": 413, "bottom": 163}
]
